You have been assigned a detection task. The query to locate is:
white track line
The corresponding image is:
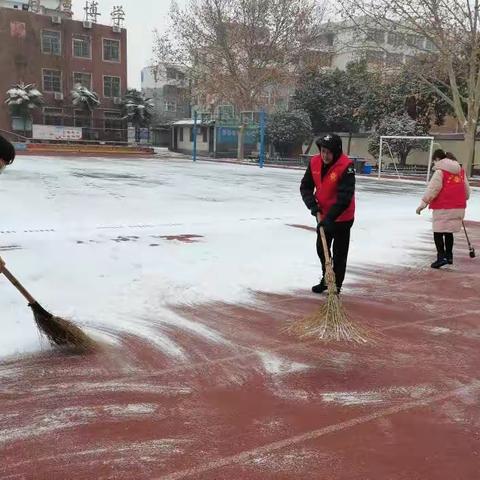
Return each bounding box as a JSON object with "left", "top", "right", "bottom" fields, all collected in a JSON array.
[{"left": 158, "top": 381, "right": 480, "bottom": 480}]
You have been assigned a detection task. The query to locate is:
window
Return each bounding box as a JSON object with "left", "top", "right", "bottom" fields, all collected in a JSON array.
[
  {"left": 365, "top": 50, "right": 384, "bottom": 65},
  {"left": 320, "top": 33, "right": 335, "bottom": 47},
  {"left": 103, "top": 76, "right": 120, "bottom": 97},
  {"left": 166, "top": 67, "right": 177, "bottom": 80},
  {"left": 179, "top": 127, "right": 184, "bottom": 142},
  {"left": 41, "top": 30, "right": 61, "bottom": 55},
  {"left": 201, "top": 113, "right": 212, "bottom": 123},
  {"left": 73, "top": 72, "right": 92, "bottom": 90},
  {"left": 241, "top": 111, "right": 254, "bottom": 124},
  {"left": 425, "top": 38, "right": 436, "bottom": 51},
  {"left": 387, "top": 32, "right": 404, "bottom": 47},
  {"left": 386, "top": 53, "right": 404, "bottom": 67},
  {"left": 217, "top": 105, "right": 234, "bottom": 120},
  {"left": 189, "top": 127, "right": 194, "bottom": 142},
  {"left": 406, "top": 34, "right": 424, "bottom": 48},
  {"left": 104, "top": 111, "right": 122, "bottom": 130},
  {"left": 202, "top": 127, "right": 208, "bottom": 143},
  {"left": 43, "top": 108, "right": 63, "bottom": 126},
  {"left": 366, "top": 29, "right": 385, "bottom": 44},
  {"left": 165, "top": 100, "right": 177, "bottom": 112},
  {"left": 163, "top": 85, "right": 179, "bottom": 96},
  {"left": 12, "top": 116, "right": 31, "bottom": 131},
  {"left": 73, "top": 35, "right": 91, "bottom": 58},
  {"left": 43, "top": 69, "right": 62, "bottom": 92},
  {"left": 103, "top": 39, "right": 120, "bottom": 62},
  {"left": 74, "top": 109, "right": 91, "bottom": 128}
]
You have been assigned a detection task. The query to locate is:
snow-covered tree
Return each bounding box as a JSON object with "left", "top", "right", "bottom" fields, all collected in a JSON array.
[
  {"left": 368, "top": 113, "right": 429, "bottom": 167},
  {"left": 120, "top": 89, "right": 154, "bottom": 128},
  {"left": 5, "top": 83, "right": 43, "bottom": 134},
  {"left": 267, "top": 109, "right": 312, "bottom": 157},
  {"left": 71, "top": 83, "right": 100, "bottom": 113}
]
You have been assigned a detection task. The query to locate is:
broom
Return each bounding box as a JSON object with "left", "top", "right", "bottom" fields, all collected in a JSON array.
[
  {"left": 289, "top": 217, "right": 367, "bottom": 344},
  {"left": 0, "top": 257, "right": 97, "bottom": 352}
]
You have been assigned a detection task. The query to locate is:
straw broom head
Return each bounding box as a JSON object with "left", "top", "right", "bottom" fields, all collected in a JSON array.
[
  {"left": 288, "top": 287, "right": 367, "bottom": 343},
  {"left": 30, "top": 302, "right": 97, "bottom": 352},
  {"left": 288, "top": 225, "right": 367, "bottom": 344}
]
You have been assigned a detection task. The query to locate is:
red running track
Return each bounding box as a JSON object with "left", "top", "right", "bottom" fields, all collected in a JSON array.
[{"left": 1, "top": 223, "right": 479, "bottom": 479}]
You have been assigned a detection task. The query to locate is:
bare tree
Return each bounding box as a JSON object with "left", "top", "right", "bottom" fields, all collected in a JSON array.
[
  {"left": 337, "top": 0, "right": 480, "bottom": 176},
  {"left": 153, "top": 0, "right": 326, "bottom": 113}
]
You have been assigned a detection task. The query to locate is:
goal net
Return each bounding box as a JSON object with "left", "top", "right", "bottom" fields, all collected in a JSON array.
[{"left": 377, "top": 136, "right": 435, "bottom": 183}]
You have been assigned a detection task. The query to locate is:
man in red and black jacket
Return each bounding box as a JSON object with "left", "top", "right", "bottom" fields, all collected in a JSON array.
[{"left": 300, "top": 134, "right": 355, "bottom": 294}]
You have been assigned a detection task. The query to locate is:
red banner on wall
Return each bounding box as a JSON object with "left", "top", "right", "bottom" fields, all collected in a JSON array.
[{"left": 10, "top": 22, "right": 26, "bottom": 39}]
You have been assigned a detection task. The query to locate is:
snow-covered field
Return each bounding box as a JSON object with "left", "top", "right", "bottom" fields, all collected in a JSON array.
[{"left": 0, "top": 154, "right": 478, "bottom": 358}]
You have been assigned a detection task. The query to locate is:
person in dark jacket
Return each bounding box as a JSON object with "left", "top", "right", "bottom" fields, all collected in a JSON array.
[
  {"left": 300, "top": 134, "right": 355, "bottom": 294},
  {"left": 0, "top": 135, "right": 15, "bottom": 172}
]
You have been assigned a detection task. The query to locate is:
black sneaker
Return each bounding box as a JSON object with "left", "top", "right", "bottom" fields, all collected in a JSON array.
[
  {"left": 431, "top": 258, "right": 448, "bottom": 269},
  {"left": 446, "top": 256, "right": 453, "bottom": 265},
  {"left": 312, "top": 280, "right": 328, "bottom": 294}
]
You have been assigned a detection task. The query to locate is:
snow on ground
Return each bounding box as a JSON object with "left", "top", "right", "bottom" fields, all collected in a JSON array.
[{"left": 0, "top": 155, "right": 478, "bottom": 358}]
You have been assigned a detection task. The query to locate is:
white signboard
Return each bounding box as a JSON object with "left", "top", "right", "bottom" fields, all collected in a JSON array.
[{"left": 32, "top": 125, "right": 83, "bottom": 141}]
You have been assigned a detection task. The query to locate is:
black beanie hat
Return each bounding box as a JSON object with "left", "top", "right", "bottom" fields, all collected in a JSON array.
[
  {"left": 0, "top": 135, "right": 15, "bottom": 165},
  {"left": 317, "top": 134, "right": 343, "bottom": 160}
]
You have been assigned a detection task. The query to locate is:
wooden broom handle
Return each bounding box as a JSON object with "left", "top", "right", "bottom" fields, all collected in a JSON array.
[
  {"left": 317, "top": 214, "right": 336, "bottom": 281},
  {"left": 0, "top": 258, "right": 37, "bottom": 304}
]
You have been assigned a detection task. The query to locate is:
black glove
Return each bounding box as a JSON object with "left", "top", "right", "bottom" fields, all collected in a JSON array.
[
  {"left": 310, "top": 205, "right": 319, "bottom": 217},
  {"left": 317, "top": 217, "right": 335, "bottom": 235}
]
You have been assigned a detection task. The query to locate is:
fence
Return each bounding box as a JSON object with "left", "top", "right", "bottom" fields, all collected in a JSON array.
[{"left": 9, "top": 113, "right": 129, "bottom": 144}]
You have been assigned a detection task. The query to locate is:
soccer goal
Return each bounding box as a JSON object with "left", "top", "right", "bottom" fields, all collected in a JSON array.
[{"left": 377, "top": 136, "right": 435, "bottom": 183}]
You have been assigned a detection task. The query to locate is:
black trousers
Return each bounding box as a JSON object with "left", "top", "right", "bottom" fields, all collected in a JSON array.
[
  {"left": 434, "top": 232, "right": 454, "bottom": 259},
  {"left": 316, "top": 221, "right": 353, "bottom": 289}
]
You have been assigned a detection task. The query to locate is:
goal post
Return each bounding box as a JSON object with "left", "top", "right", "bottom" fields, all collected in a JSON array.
[{"left": 378, "top": 136, "right": 435, "bottom": 183}]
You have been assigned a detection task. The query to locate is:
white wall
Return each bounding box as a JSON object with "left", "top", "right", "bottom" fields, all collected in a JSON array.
[
  {"left": 328, "top": 25, "right": 430, "bottom": 70},
  {"left": 176, "top": 127, "right": 210, "bottom": 153},
  {"left": 141, "top": 67, "right": 163, "bottom": 90},
  {"left": 141, "top": 65, "right": 187, "bottom": 91}
]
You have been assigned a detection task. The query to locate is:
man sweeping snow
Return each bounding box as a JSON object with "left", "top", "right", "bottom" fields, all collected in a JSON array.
[
  {"left": 0, "top": 135, "right": 15, "bottom": 171},
  {"left": 300, "top": 134, "right": 356, "bottom": 294}
]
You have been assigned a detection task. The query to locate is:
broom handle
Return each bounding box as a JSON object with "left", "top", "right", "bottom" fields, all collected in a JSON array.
[
  {"left": 317, "top": 214, "right": 335, "bottom": 280},
  {"left": 0, "top": 260, "right": 37, "bottom": 304},
  {"left": 462, "top": 221, "right": 473, "bottom": 248}
]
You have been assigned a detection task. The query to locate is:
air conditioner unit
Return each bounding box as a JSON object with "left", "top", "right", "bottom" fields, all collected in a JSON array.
[
  {"left": 54, "top": 92, "right": 64, "bottom": 101},
  {"left": 83, "top": 21, "right": 93, "bottom": 29},
  {"left": 51, "top": 16, "right": 62, "bottom": 24},
  {"left": 112, "top": 25, "right": 121, "bottom": 33},
  {"left": 113, "top": 97, "right": 122, "bottom": 105}
]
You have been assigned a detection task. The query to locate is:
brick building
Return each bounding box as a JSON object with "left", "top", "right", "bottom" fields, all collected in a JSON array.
[{"left": 0, "top": 5, "right": 128, "bottom": 141}]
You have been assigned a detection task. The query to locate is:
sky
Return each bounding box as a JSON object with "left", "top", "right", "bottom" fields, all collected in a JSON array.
[{"left": 72, "top": 0, "right": 187, "bottom": 89}]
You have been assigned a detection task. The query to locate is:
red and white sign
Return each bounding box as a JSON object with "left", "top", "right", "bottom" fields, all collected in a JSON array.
[{"left": 10, "top": 22, "right": 26, "bottom": 39}]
